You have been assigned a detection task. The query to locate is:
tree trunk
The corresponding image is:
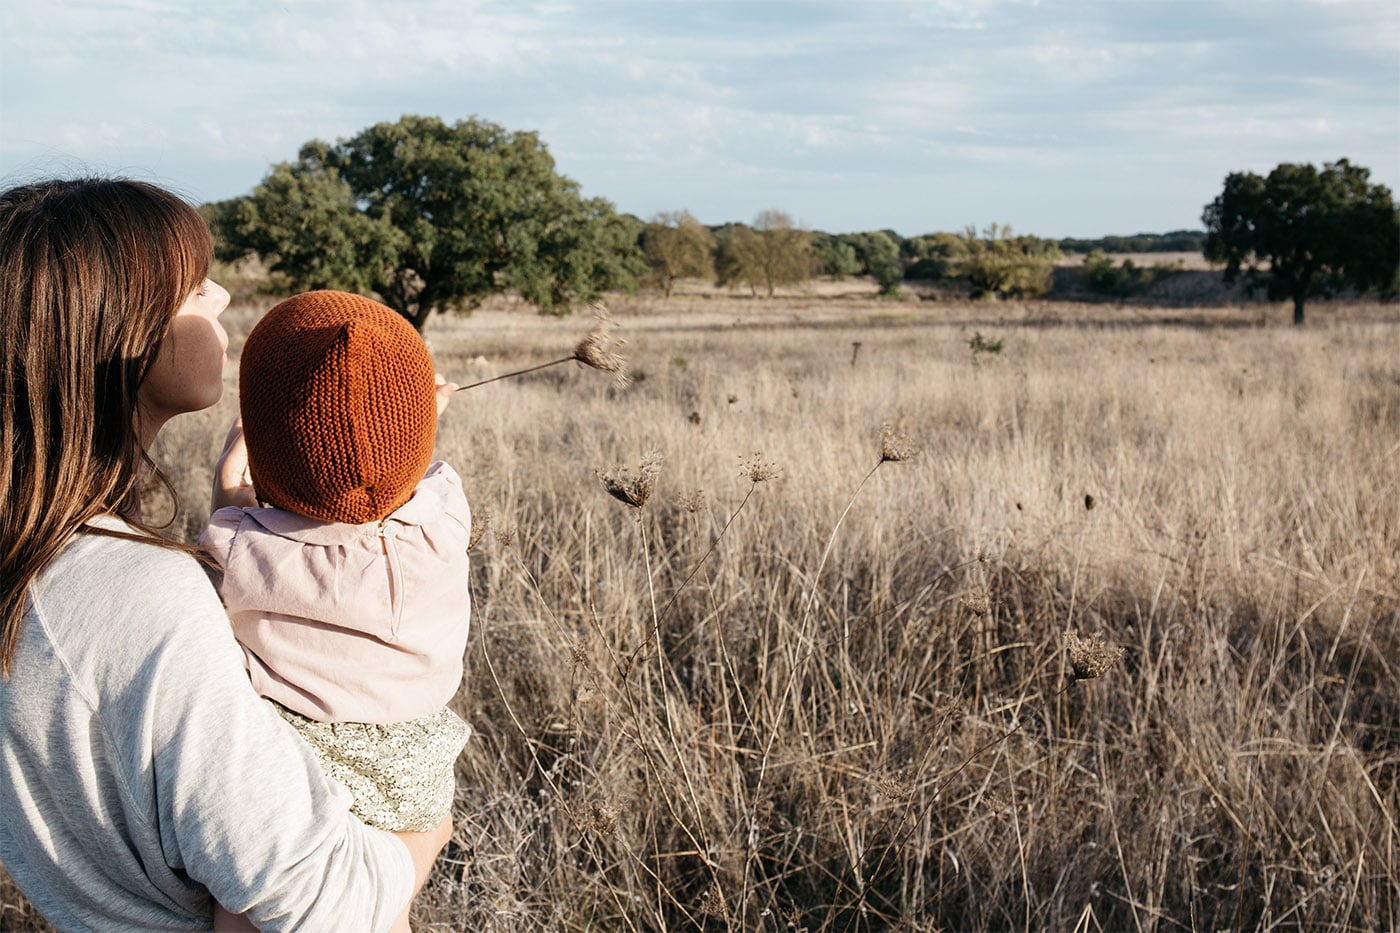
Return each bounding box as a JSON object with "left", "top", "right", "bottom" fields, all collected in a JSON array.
[{"left": 1292, "top": 295, "right": 1305, "bottom": 326}]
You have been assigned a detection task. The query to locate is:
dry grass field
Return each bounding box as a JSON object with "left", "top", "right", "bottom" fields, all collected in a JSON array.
[{"left": 3, "top": 281, "right": 1397, "bottom": 931}]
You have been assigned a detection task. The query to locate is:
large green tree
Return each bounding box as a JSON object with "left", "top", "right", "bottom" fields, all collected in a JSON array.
[
  {"left": 715, "top": 210, "right": 813, "bottom": 297},
  {"left": 640, "top": 210, "right": 716, "bottom": 297},
  {"left": 213, "top": 115, "right": 642, "bottom": 326},
  {"left": 1203, "top": 159, "right": 1399, "bottom": 325}
]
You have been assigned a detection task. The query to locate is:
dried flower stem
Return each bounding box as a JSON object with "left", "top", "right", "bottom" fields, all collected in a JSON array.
[
  {"left": 451, "top": 356, "right": 576, "bottom": 392},
  {"left": 453, "top": 309, "right": 628, "bottom": 391},
  {"left": 742, "top": 456, "right": 886, "bottom": 909},
  {"left": 622, "top": 479, "right": 762, "bottom": 673}
]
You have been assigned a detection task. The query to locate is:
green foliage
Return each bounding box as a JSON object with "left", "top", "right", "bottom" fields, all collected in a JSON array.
[
  {"left": 213, "top": 114, "right": 642, "bottom": 326},
  {"left": 715, "top": 210, "right": 814, "bottom": 297},
  {"left": 956, "top": 224, "right": 1060, "bottom": 299},
  {"left": 903, "top": 232, "right": 967, "bottom": 281},
  {"left": 641, "top": 211, "right": 716, "bottom": 297},
  {"left": 1081, "top": 250, "right": 1185, "bottom": 297},
  {"left": 1059, "top": 230, "right": 1205, "bottom": 254},
  {"left": 1203, "top": 158, "right": 1399, "bottom": 324},
  {"left": 837, "top": 231, "right": 904, "bottom": 294},
  {"left": 809, "top": 232, "right": 862, "bottom": 278}
]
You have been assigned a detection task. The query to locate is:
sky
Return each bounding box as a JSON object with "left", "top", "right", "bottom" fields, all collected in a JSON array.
[{"left": 2, "top": 0, "right": 1397, "bottom": 239}]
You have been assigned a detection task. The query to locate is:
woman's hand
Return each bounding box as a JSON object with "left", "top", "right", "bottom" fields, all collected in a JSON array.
[
  {"left": 434, "top": 373, "right": 459, "bottom": 418},
  {"left": 211, "top": 419, "right": 259, "bottom": 511}
]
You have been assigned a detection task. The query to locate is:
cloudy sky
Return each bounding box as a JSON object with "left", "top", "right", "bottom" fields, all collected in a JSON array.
[{"left": 2, "top": 0, "right": 1396, "bottom": 238}]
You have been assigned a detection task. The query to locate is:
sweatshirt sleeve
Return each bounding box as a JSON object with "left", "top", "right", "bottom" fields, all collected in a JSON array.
[{"left": 106, "top": 548, "right": 416, "bottom": 931}]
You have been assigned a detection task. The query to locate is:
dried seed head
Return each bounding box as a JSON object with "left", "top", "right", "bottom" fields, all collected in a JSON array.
[
  {"left": 981, "top": 788, "right": 1011, "bottom": 814},
  {"left": 959, "top": 591, "right": 992, "bottom": 616},
  {"left": 880, "top": 422, "right": 918, "bottom": 463},
  {"left": 573, "top": 305, "right": 630, "bottom": 386},
  {"left": 739, "top": 453, "right": 781, "bottom": 484},
  {"left": 698, "top": 885, "right": 729, "bottom": 920},
  {"left": 467, "top": 506, "right": 491, "bottom": 551},
  {"left": 493, "top": 522, "right": 518, "bottom": 549},
  {"left": 599, "top": 449, "right": 663, "bottom": 508},
  {"left": 1065, "top": 631, "right": 1124, "bottom": 680},
  {"left": 874, "top": 774, "right": 911, "bottom": 800},
  {"left": 586, "top": 798, "right": 618, "bottom": 836},
  {"left": 677, "top": 488, "right": 706, "bottom": 513}
]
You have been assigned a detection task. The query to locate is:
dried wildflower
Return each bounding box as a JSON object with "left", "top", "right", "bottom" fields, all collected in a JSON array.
[
  {"left": 981, "top": 788, "right": 1011, "bottom": 814},
  {"left": 493, "top": 522, "right": 518, "bottom": 549},
  {"left": 1084, "top": 493, "right": 1096, "bottom": 511},
  {"left": 599, "top": 449, "right": 663, "bottom": 508},
  {"left": 698, "top": 885, "right": 729, "bottom": 920},
  {"left": 467, "top": 506, "right": 490, "bottom": 551},
  {"left": 677, "top": 488, "right": 706, "bottom": 513},
  {"left": 959, "top": 591, "right": 991, "bottom": 616},
  {"left": 572, "top": 305, "right": 630, "bottom": 386},
  {"left": 880, "top": 422, "right": 918, "bottom": 463},
  {"left": 1065, "top": 631, "right": 1124, "bottom": 680},
  {"left": 585, "top": 798, "right": 618, "bottom": 836},
  {"left": 874, "top": 774, "right": 911, "bottom": 800},
  {"left": 727, "top": 393, "right": 739, "bottom": 404},
  {"left": 452, "top": 305, "right": 629, "bottom": 392},
  {"left": 738, "top": 453, "right": 781, "bottom": 484}
]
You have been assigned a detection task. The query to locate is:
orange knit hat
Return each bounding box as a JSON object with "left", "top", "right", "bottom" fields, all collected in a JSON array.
[{"left": 239, "top": 290, "right": 438, "bottom": 525}]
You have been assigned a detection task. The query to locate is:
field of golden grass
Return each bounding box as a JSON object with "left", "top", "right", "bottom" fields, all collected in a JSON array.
[{"left": 4, "top": 282, "right": 1397, "bottom": 930}]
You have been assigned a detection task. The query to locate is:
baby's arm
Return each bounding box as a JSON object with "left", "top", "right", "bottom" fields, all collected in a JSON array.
[{"left": 212, "top": 419, "right": 259, "bottom": 511}]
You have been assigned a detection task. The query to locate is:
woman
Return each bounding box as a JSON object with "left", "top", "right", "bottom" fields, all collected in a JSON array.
[{"left": 0, "top": 178, "right": 448, "bottom": 931}]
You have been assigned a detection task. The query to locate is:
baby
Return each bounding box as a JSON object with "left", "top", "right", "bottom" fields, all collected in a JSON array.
[{"left": 201, "top": 290, "right": 472, "bottom": 930}]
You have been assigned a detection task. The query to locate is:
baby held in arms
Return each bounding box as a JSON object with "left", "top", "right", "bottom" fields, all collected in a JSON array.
[{"left": 201, "top": 290, "right": 471, "bottom": 931}]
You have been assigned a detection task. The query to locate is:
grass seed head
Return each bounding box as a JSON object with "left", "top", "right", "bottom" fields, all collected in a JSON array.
[
  {"left": 493, "top": 521, "right": 518, "bottom": 549},
  {"left": 467, "top": 506, "right": 490, "bottom": 551},
  {"left": 573, "top": 305, "right": 630, "bottom": 386},
  {"left": 880, "top": 422, "right": 918, "bottom": 463},
  {"left": 1065, "top": 630, "right": 1124, "bottom": 680},
  {"left": 599, "top": 449, "right": 663, "bottom": 508}
]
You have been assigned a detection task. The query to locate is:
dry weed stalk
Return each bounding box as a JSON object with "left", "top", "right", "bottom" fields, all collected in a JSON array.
[
  {"left": 844, "top": 629, "right": 1129, "bottom": 923},
  {"left": 453, "top": 305, "right": 629, "bottom": 391},
  {"left": 619, "top": 452, "right": 781, "bottom": 676}
]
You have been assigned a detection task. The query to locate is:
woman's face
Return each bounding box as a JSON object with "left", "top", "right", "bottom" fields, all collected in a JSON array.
[{"left": 137, "top": 279, "right": 230, "bottom": 443}]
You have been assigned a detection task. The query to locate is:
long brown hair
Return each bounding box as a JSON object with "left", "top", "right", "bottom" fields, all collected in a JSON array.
[{"left": 0, "top": 178, "right": 212, "bottom": 674}]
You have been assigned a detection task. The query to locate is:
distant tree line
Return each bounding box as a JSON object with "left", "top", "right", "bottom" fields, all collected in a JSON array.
[
  {"left": 206, "top": 116, "right": 1396, "bottom": 327},
  {"left": 1057, "top": 231, "right": 1205, "bottom": 254}
]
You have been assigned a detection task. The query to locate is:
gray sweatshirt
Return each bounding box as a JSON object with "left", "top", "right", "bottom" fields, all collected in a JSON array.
[{"left": 0, "top": 518, "right": 414, "bottom": 931}]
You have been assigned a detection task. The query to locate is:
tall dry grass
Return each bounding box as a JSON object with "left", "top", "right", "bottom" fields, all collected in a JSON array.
[{"left": 4, "top": 287, "right": 1397, "bottom": 930}]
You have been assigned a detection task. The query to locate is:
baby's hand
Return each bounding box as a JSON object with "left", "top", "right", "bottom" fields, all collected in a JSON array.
[
  {"left": 211, "top": 419, "right": 259, "bottom": 511},
  {"left": 434, "top": 373, "right": 459, "bottom": 418}
]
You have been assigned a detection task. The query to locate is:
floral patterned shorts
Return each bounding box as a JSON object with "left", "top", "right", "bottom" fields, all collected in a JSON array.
[{"left": 274, "top": 704, "right": 471, "bottom": 832}]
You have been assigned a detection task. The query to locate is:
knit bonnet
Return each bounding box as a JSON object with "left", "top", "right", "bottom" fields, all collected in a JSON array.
[{"left": 239, "top": 290, "right": 438, "bottom": 525}]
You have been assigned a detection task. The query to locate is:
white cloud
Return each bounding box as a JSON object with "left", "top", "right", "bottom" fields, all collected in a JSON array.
[{"left": 2, "top": 0, "right": 1396, "bottom": 236}]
